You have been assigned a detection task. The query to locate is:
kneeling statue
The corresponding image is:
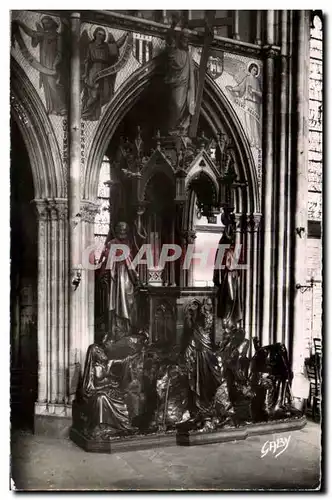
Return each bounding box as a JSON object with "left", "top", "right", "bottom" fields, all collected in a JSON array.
[{"left": 72, "top": 333, "right": 148, "bottom": 439}]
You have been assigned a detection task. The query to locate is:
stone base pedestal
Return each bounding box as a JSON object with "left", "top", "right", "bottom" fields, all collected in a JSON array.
[
  {"left": 176, "top": 416, "right": 307, "bottom": 447},
  {"left": 34, "top": 403, "right": 72, "bottom": 438},
  {"left": 69, "top": 427, "right": 177, "bottom": 454},
  {"left": 69, "top": 416, "right": 306, "bottom": 454}
]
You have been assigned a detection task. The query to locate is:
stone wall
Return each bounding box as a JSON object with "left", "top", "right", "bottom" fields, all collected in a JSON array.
[{"left": 305, "top": 15, "right": 323, "bottom": 355}]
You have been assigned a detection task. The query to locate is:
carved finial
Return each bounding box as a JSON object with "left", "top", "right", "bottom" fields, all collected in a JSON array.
[
  {"left": 135, "top": 126, "right": 143, "bottom": 156},
  {"left": 155, "top": 129, "right": 161, "bottom": 150},
  {"left": 176, "top": 147, "right": 184, "bottom": 170}
]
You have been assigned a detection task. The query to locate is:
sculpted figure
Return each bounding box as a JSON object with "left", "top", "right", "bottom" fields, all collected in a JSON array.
[
  {"left": 99, "top": 222, "right": 140, "bottom": 340},
  {"left": 164, "top": 29, "right": 195, "bottom": 135},
  {"left": 77, "top": 342, "right": 133, "bottom": 438},
  {"left": 216, "top": 326, "right": 252, "bottom": 423},
  {"left": 72, "top": 332, "right": 151, "bottom": 439},
  {"left": 155, "top": 364, "right": 189, "bottom": 430},
  {"left": 182, "top": 299, "right": 222, "bottom": 419},
  {"left": 213, "top": 219, "right": 243, "bottom": 328},
  {"left": 249, "top": 338, "right": 299, "bottom": 421}
]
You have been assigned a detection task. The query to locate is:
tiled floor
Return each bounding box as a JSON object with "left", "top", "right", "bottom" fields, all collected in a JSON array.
[{"left": 10, "top": 420, "right": 321, "bottom": 491}]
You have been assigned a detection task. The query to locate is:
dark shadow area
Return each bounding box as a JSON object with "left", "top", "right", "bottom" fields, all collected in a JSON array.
[{"left": 10, "top": 119, "right": 38, "bottom": 432}]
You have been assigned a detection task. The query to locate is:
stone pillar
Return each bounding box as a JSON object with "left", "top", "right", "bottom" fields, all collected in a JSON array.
[
  {"left": 80, "top": 200, "right": 101, "bottom": 361},
  {"left": 291, "top": 11, "right": 310, "bottom": 376},
  {"left": 255, "top": 11, "right": 262, "bottom": 45},
  {"left": 68, "top": 12, "right": 82, "bottom": 400},
  {"left": 275, "top": 10, "right": 290, "bottom": 346},
  {"left": 34, "top": 199, "right": 71, "bottom": 428},
  {"left": 233, "top": 11, "right": 240, "bottom": 40},
  {"left": 240, "top": 214, "right": 261, "bottom": 348},
  {"left": 261, "top": 11, "right": 276, "bottom": 345},
  {"left": 180, "top": 229, "right": 197, "bottom": 287}
]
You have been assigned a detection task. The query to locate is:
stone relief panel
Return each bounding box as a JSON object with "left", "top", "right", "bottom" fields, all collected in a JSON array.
[{"left": 193, "top": 48, "right": 263, "bottom": 190}]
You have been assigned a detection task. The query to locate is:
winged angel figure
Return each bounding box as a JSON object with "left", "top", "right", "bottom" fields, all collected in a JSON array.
[
  {"left": 80, "top": 27, "right": 133, "bottom": 121},
  {"left": 11, "top": 16, "right": 69, "bottom": 115},
  {"left": 224, "top": 57, "right": 262, "bottom": 150}
]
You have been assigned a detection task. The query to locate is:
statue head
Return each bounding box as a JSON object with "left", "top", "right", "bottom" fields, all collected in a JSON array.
[
  {"left": 166, "top": 30, "right": 177, "bottom": 49},
  {"left": 41, "top": 16, "right": 59, "bottom": 32},
  {"left": 93, "top": 27, "right": 106, "bottom": 44},
  {"left": 91, "top": 343, "right": 108, "bottom": 364},
  {"left": 203, "top": 297, "right": 213, "bottom": 312},
  {"left": 179, "top": 30, "right": 190, "bottom": 50},
  {"left": 253, "top": 336, "right": 261, "bottom": 351},
  {"left": 114, "top": 221, "right": 129, "bottom": 241}
]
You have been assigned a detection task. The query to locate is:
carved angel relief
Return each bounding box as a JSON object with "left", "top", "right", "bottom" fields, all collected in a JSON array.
[
  {"left": 223, "top": 57, "right": 262, "bottom": 150},
  {"left": 80, "top": 27, "right": 133, "bottom": 121}
]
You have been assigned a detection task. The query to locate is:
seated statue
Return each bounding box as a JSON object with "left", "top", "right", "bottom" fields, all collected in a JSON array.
[
  {"left": 72, "top": 331, "right": 150, "bottom": 439},
  {"left": 73, "top": 342, "right": 133, "bottom": 439}
]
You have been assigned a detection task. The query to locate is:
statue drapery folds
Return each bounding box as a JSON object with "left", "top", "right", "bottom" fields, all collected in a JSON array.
[
  {"left": 164, "top": 29, "right": 196, "bottom": 135},
  {"left": 213, "top": 217, "right": 243, "bottom": 328},
  {"left": 99, "top": 222, "right": 140, "bottom": 341},
  {"left": 182, "top": 298, "right": 222, "bottom": 416},
  {"left": 80, "top": 343, "right": 132, "bottom": 435}
]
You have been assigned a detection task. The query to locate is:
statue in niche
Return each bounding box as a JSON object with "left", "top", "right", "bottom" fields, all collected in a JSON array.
[
  {"left": 80, "top": 27, "right": 131, "bottom": 121},
  {"left": 98, "top": 222, "right": 140, "bottom": 341},
  {"left": 224, "top": 60, "right": 262, "bottom": 150},
  {"left": 213, "top": 212, "right": 243, "bottom": 328},
  {"left": 164, "top": 28, "right": 195, "bottom": 136},
  {"left": 181, "top": 298, "right": 222, "bottom": 423},
  {"left": 11, "top": 16, "right": 68, "bottom": 115}
]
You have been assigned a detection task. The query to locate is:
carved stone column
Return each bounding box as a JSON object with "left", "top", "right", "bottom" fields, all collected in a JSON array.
[
  {"left": 180, "top": 229, "right": 197, "bottom": 287},
  {"left": 291, "top": 11, "right": 310, "bottom": 376},
  {"left": 34, "top": 199, "right": 71, "bottom": 425},
  {"left": 68, "top": 12, "right": 82, "bottom": 401},
  {"left": 255, "top": 11, "right": 262, "bottom": 45},
  {"left": 261, "top": 11, "right": 277, "bottom": 345},
  {"left": 233, "top": 11, "right": 240, "bottom": 40},
  {"left": 275, "top": 10, "right": 291, "bottom": 346},
  {"left": 79, "top": 200, "right": 100, "bottom": 365},
  {"left": 234, "top": 213, "right": 261, "bottom": 350}
]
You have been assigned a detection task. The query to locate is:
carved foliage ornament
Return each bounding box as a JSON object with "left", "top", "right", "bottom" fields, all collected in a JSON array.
[
  {"left": 234, "top": 213, "right": 261, "bottom": 233},
  {"left": 34, "top": 199, "right": 68, "bottom": 221},
  {"left": 10, "top": 92, "right": 30, "bottom": 126}
]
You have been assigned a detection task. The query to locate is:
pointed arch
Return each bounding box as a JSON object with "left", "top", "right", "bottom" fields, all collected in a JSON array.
[
  {"left": 185, "top": 150, "right": 220, "bottom": 194},
  {"left": 139, "top": 150, "right": 175, "bottom": 201},
  {"left": 10, "top": 57, "right": 65, "bottom": 199},
  {"left": 84, "top": 56, "right": 260, "bottom": 214}
]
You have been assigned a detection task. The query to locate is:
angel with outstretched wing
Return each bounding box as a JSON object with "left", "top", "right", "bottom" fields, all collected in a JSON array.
[
  {"left": 224, "top": 57, "right": 262, "bottom": 149},
  {"left": 80, "top": 27, "right": 130, "bottom": 121},
  {"left": 11, "top": 15, "right": 68, "bottom": 115}
]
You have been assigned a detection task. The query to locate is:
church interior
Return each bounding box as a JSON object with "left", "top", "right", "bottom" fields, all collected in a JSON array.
[{"left": 10, "top": 9, "right": 322, "bottom": 490}]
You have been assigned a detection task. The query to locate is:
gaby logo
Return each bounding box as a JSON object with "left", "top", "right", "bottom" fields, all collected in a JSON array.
[{"left": 260, "top": 435, "right": 291, "bottom": 459}]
